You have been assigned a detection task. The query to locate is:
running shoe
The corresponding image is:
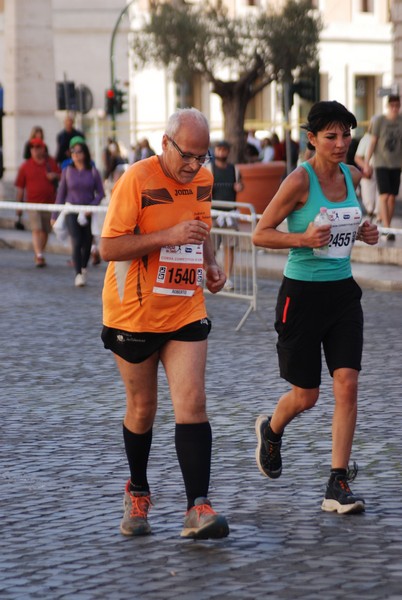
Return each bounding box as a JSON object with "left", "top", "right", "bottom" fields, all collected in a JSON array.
[
  {"left": 74, "top": 273, "right": 86, "bottom": 287},
  {"left": 120, "top": 481, "right": 152, "bottom": 536},
  {"left": 321, "top": 467, "right": 365, "bottom": 515},
  {"left": 255, "top": 415, "right": 282, "bottom": 479},
  {"left": 180, "top": 497, "right": 229, "bottom": 539},
  {"left": 35, "top": 255, "right": 46, "bottom": 268}
]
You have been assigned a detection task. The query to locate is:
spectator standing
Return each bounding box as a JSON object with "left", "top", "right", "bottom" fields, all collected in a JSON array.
[
  {"left": 52, "top": 137, "right": 104, "bottom": 287},
  {"left": 102, "top": 138, "right": 126, "bottom": 182},
  {"left": 210, "top": 140, "right": 244, "bottom": 289},
  {"left": 132, "top": 138, "right": 156, "bottom": 162},
  {"left": 22, "top": 126, "right": 49, "bottom": 160},
  {"left": 346, "top": 135, "right": 361, "bottom": 168},
  {"left": 55, "top": 115, "right": 84, "bottom": 166},
  {"left": 244, "top": 130, "right": 260, "bottom": 163},
  {"left": 247, "top": 130, "right": 262, "bottom": 153},
  {"left": 15, "top": 138, "right": 60, "bottom": 267},
  {"left": 364, "top": 95, "right": 402, "bottom": 240},
  {"left": 271, "top": 133, "right": 285, "bottom": 161},
  {"left": 100, "top": 108, "right": 229, "bottom": 540},
  {"left": 260, "top": 137, "right": 275, "bottom": 163},
  {"left": 252, "top": 101, "right": 378, "bottom": 515},
  {"left": 354, "top": 119, "right": 379, "bottom": 221},
  {"left": 285, "top": 137, "right": 300, "bottom": 173}
]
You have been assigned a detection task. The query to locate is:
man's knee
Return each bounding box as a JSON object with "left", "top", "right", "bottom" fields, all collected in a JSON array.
[{"left": 125, "top": 395, "right": 157, "bottom": 431}]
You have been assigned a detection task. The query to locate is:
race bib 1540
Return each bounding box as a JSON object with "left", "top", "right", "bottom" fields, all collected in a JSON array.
[{"left": 153, "top": 244, "right": 204, "bottom": 296}]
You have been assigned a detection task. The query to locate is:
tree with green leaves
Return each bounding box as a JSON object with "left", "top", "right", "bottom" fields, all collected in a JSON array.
[{"left": 131, "top": 0, "right": 322, "bottom": 162}]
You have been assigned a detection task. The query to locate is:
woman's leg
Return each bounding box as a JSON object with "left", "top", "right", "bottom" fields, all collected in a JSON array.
[
  {"left": 66, "top": 214, "right": 83, "bottom": 274},
  {"left": 331, "top": 367, "right": 359, "bottom": 469},
  {"left": 270, "top": 385, "right": 320, "bottom": 434},
  {"left": 81, "top": 220, "right": 93, "bottom": 269}
]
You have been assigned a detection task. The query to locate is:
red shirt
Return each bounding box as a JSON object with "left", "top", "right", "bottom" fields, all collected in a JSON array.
[{"left": 15, "top": 157, "right": 60, "bottom": 204}]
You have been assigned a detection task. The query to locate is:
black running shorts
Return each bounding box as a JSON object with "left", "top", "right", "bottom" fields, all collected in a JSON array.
[
  {"left": 375, "top": 167, "right": 401, "bottom": 196},
  {"left": 274, "top": 277, "right": 363, "bottom": 389},
  {"left": 101, "top": 318, "right": 211, "bottom": 364}
]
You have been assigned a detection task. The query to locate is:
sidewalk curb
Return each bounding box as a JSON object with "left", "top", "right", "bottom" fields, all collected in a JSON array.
[{"left": 0, "top": 232, "right": 70, "bottom": 255}]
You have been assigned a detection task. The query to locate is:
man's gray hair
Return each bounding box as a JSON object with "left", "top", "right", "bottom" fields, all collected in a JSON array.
[{"left": 165, "top": 108, "right": 209, "bottom": 138}]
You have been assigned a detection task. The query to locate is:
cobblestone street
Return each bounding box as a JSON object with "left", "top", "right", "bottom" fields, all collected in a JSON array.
[{"left": 1, "top": 248, "right": 402, "bottom": 599}]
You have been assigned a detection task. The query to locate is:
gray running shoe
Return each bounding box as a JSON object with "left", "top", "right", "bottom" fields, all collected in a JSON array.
[
  {"left": 255, "top": 414, "right": 282, "bottom": 479},
  {"left": 120, "top": 481, "right": 152, "bottom": 536},
  {"left": 180, "top": 497, "right": 229, "bottom": 540}
]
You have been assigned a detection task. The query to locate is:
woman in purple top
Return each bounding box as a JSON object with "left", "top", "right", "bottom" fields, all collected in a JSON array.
[{"left": 53, "top": 136, "right": 104, "bottom": 287}]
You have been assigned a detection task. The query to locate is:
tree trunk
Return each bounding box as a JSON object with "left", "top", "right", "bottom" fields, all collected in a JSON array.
[{"left": 212, "top": 80, "right": 252, "bottom": 163}]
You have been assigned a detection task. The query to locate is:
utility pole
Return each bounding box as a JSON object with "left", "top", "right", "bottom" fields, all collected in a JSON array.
[
  {"left": 392, "top": 1, "right": 402, "bottom": 95},
  {"left": 283, "top": 80, "right": 292, "bottom": 176},
  {"left": 109, "top": 0, "right": 136, "bottom": 136}
]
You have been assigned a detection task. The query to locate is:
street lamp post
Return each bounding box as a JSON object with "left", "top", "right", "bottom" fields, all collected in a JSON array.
[
  {"left": 283, "top": 80, "right": 292, "bottom": 176},
  {"left": 109, "top": 0, "right": 136, "bottom": 136}
]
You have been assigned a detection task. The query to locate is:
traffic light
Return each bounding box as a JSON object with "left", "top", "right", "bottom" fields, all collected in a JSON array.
[
  {"left": 56, "top": 81, "right": 77, "bottom": 110},
  {"left": 290, "top": 69, "right": 320, "bottom": 107},
  {"left": 105, "top": 88, "right": 116, "bottom": 116},
  {"left": 292, "top": 80, "right": 318, "bottom": 103},
  {"left": 114, "top": 88, "right": 127, "bottom": 114}
]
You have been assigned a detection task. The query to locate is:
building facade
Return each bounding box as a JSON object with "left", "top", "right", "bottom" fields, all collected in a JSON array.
[
  {"left": 129, "top": 0, "right": 393, "bottom": 151},
  {"left": 0, "top": 0, "right": 131, "bottom": 180},
  {"left": 0, "top": 0, "right": 396, "bottom": 184}
]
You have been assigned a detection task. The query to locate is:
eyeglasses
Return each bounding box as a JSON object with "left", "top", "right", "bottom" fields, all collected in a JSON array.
[
  {"left": 30, "top": 145, "right": 43, "bottom": 149},
  {"left": 70, "top": 149, "right": 84, "bottom": 154},
  {"left": 167, "top": 136, "right": 211, "bottom": 165}
]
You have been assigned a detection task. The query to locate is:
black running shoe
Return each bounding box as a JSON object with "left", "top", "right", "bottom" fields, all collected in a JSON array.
[
  {"left": 255, "top": 415, "right": 282, "bottom": 479},
  {"left": 321, "top": 467, "right": 365, "bottom": 515}
]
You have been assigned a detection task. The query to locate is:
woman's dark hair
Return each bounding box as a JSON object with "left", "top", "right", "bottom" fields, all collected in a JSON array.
[
  {"left": 302, "top": 101, "right": 357, "bottom": 150},
  {"left": 72, "top": 143, "right": 92, "bottom": 170}
]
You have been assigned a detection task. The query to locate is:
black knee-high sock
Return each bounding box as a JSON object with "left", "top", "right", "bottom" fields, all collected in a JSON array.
[
  {"left": 175, "top": 422, "right": 212, "bottom": 510},
  {"left": 123, "top": 423, "right": 152, "bottom": 493}
]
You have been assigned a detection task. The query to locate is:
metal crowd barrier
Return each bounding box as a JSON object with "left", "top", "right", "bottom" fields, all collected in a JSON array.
[
  {"left": 210, "top": 200, "right": 261, "bottom": 331},
  {"left": 0, "top": 199, "right": 261, "bottom": 331}
]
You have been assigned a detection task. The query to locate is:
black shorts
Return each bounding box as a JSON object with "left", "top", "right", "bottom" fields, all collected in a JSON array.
[
  {"left": 101, "top": 318, "right": 212, "bottom": 364},
  {"left": 375, "top": 167, "right": 401, "bottom": 196},
  {"left": 275, "top": 277, "right": 363, "bottom": 389}
]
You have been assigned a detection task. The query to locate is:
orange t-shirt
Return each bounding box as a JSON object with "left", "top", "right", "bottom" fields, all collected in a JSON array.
[{"left": 101, "top": 156, "right": 213, "bottom": 333}]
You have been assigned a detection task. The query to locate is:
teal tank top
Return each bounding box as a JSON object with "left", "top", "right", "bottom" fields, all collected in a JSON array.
[{"left": 284, "top": 162, "right": 362, "bottom": 282}]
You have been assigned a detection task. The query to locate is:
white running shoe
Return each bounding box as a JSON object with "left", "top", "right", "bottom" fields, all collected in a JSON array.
[{"left": 74, "top": 273, "right": 86, "bottom": 287}]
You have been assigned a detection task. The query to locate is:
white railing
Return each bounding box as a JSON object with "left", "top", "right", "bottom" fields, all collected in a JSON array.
[{"left": 0, "top": 201, "right": 107, "bottom": 214}]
